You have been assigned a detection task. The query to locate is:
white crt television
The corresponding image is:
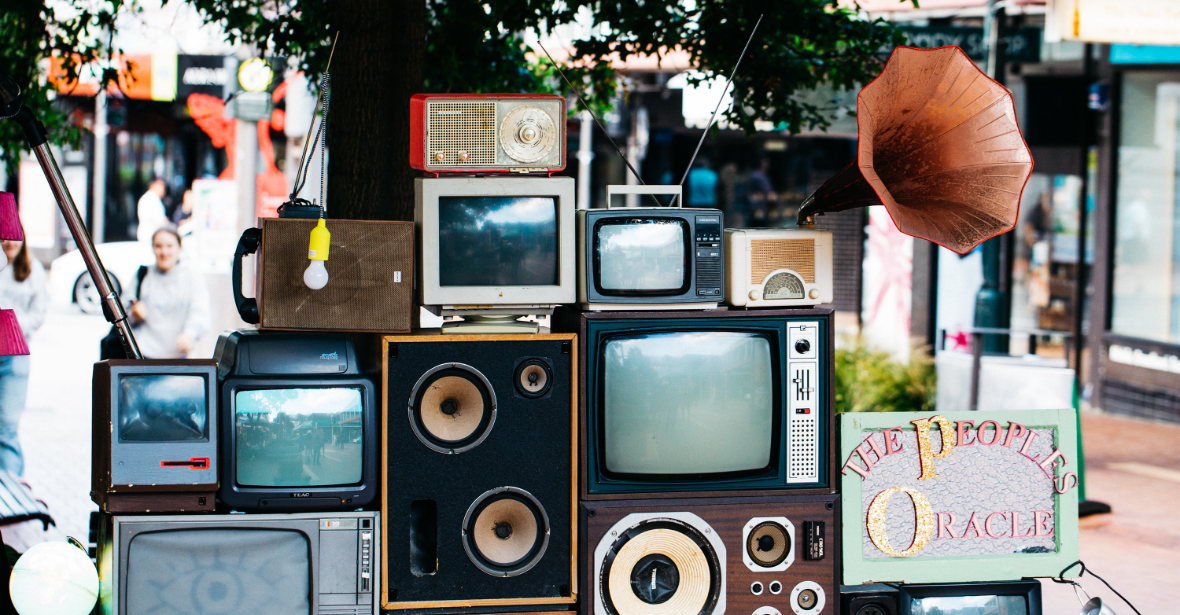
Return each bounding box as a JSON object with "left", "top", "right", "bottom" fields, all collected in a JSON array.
[{"left": 415, "top": 176, "right": 575, "bottom": 332}]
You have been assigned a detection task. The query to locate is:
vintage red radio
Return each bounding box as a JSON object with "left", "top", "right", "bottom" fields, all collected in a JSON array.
[{"left": 410, "top": 93, "right": 566, "bottom": 175}]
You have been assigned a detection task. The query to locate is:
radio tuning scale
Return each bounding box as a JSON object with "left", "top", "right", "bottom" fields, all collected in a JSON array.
[{"left": 500, "top": 105, "right": 558, "bottom": 163}]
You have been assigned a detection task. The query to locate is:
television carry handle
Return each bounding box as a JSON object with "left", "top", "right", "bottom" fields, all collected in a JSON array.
[{"left": 605, "top": 185, "right": 683, "bottom": 209}]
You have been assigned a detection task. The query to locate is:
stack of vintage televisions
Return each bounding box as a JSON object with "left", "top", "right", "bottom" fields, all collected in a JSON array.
[{"left": 88, "top": 92, "right": 1021, "bottom": 615}]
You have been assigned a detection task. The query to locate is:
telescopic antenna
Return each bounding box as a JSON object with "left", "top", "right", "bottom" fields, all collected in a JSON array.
[
  {"left": 674, "top": 14, "right": 763, "bottom": 207},
  {"left": 536, "top": 40, "right": 663, "bottom": 208}
]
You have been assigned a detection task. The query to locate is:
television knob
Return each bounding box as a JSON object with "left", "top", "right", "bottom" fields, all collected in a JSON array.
[
  {"left": 809, "top": 288, "right": 820, "bottom": 300},
  {"left": 795, "top": 339, "right": 811, "bottom": 354},
  {"left": 458, "top": 151, "right": 470, "bottom": 162},
  {"left": 434, "top": 151, "right": 446, "bottom": 162},
  {"left": 749, "top": 290, "right": 761, "bottom": 301}
]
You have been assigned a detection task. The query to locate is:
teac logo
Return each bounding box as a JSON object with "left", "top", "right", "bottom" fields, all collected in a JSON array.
[{"left": 320, "top": 352, "right": 339, "bottom": 361}]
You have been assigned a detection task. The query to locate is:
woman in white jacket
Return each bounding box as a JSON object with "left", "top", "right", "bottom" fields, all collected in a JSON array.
[
  {"left": 130, "top": 226, "right": 211, "bottom": 359},
  {"left": 0, "top": 230, "right": 48, "bottom": 474}
]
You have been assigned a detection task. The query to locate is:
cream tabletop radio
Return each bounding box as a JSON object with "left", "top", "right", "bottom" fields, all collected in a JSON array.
[{"left": 725, "top": 228, "right": 833, "bottom": 308}]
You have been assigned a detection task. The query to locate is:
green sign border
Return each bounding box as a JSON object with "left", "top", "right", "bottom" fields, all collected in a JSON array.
[{"left": 840, "top": 409, "right": 1080, "bottom": 585}]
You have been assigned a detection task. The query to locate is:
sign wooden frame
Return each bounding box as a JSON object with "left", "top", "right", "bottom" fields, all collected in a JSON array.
[{"left": 840, "top": 409, "right": 1080, "bottom": 585}]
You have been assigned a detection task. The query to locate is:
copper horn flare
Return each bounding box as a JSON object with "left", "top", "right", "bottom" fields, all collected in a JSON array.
[{"left": 798, "top": 46, "right": 1033, "bottom": 255}]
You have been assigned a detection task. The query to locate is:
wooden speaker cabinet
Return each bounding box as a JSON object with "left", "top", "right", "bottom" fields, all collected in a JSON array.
[
  {"left": 248, "top": 218, "right": 414, "bottom": 332},
  {"left": 381, "top": 333, "right": 578, "bottom": 613},
  {"left": 581, "top": 495, "right": 838, "bottom": 615}
]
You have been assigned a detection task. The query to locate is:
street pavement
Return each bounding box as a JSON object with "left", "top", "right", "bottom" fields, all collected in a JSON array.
[{"left": 4, "top": 308, "right": 1178, "bottom": 613}]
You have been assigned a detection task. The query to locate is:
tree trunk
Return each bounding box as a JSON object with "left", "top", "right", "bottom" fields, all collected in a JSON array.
[{"left": 327, "top": 0, "right": 424, "bottom": 221}]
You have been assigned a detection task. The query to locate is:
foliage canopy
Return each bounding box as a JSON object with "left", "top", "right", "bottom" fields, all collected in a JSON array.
[{"left": 1, "top": 0, "right": 910, "bottom": 183}]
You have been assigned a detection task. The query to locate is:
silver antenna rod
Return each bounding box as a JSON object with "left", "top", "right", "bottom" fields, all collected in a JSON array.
[
  {"left": 536, "top": 40, "right": 663, "bottom": 208},
  {"left": 674, "top": 14, "right": 764, "bottom": 207}
]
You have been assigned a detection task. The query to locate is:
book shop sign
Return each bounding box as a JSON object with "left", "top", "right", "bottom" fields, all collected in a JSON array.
[{"left": 840, "top": 410, "right": 1080, "bottom": 584}]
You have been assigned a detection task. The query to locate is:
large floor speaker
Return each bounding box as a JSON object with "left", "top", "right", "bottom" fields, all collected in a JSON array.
[
  {"left": 582, "top": 495, "right": 838, "bottom": 615},
  {"left": 382, "top": 333, "right": 577, "bottom": 613}
]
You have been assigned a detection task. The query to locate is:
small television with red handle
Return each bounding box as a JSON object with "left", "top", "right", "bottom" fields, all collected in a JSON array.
[
  {"left": 92, "top": 359, "right": 219, "bottom": 513},
  {"left": 410, "top": 93, "right": 566, "bottom": 175}
]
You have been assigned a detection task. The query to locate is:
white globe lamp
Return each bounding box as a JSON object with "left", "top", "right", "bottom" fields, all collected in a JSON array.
[{"left": 9, "top": 540, "right": 99, "bottom": 615}]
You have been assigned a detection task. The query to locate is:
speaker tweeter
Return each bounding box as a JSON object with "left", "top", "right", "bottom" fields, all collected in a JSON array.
[
  {"left": 789, "top": 581, "right": 825, "bottom": 615},
  {"left": 409, "top": 363, "right": 497, "bottom": 454},
  {"left": 743, "top": 517, "right": 795, "bottom": 572},
  {"left": 462, "top": 486, "right": 550, "bottom": 577},
  {"left": 514, "top": 358, "right": 553, "bottom": 398}
]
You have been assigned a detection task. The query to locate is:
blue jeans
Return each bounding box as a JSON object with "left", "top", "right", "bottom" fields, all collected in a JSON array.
[{"left": 0, "top": 355, "right": 30, "bottom": 475}]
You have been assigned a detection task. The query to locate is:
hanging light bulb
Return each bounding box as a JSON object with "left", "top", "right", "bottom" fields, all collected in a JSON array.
[{"left": 303, "top": 217, "right": 330, "bottom": 290}]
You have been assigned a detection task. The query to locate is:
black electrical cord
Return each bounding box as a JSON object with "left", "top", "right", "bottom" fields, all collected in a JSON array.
[
  {"left": 1053, "top": 560, "right": 1141, "bottom": 615},
  {"left": 286, "top": 34, "right": 339, "bottom": 209}
]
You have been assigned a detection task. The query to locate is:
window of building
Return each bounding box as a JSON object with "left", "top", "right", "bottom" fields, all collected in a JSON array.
[{"left": 1112, "top": 72, "right": 1180, "bottom": 344}]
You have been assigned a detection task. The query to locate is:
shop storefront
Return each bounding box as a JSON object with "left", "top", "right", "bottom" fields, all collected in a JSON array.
[{"left": 1090, "top": 45, "right": 1180, "bottom": 422}]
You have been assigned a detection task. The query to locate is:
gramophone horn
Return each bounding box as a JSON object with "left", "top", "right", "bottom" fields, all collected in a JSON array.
[{"left": 798, "top": 45, "right": 1033, "bottom": 255}]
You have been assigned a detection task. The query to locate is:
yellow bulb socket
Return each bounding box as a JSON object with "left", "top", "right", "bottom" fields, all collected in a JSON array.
[{"left": 307, "top": 218, "right": 330, "bottom": 261}]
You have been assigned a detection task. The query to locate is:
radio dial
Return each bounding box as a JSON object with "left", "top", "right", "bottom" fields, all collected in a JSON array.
[
  {"left": 749, "top": 290, "right": 761, "bottom": 301},
  {"left": 808, "top": 289, "right": 820, "bottom": 300},
  {"left": 458, "top": 151, "right": 470, "bottom": 162},
  {"left": 434, "top": 152, "right": 446, "bottom": 162},
  {"left": 500, "top": 105, "right": 557, "bottom": 163}
]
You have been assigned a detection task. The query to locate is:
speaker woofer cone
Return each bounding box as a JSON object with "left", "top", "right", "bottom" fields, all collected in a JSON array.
[
  {"left": 408, "top": 363, "right": 497, "bottom": 454},
  {"left": 514, "top": 358, "right": 553, "bottom": 398},
  {"left": 462, "top": 487, "right": 549, "bottom": 577},
  {"left": 600, "top": 520, "right": 721, "bottom": 615},
  {"left": 746, "top": 521, "right": 790, "bottom": 568}
]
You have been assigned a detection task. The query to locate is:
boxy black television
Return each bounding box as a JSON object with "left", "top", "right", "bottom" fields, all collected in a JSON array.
[
  {"left": 554, "top": 308, "right": 833, "bottom": 499},
  {"left": 576, "top": 186, "right": 724, "bottom": 311},
  {"left": 899, "top": 580, "right": 1042, "bottom": 615},
  {"left": 215, "top": 331, "right": 378, "bottom": 511}
]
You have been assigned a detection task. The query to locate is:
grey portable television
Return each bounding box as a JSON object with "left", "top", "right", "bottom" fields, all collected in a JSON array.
[{"left": 97, "top": 511, "right": 379, "bottom": 615}]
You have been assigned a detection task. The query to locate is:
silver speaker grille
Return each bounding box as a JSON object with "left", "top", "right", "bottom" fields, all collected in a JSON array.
[{"left": 427, "top": 101, "right": 496, "bottom": 166}]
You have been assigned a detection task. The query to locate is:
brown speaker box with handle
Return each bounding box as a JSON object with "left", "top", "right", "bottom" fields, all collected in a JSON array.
[{"left": 233, "top": 218, "right": 414, "bottom": 332}]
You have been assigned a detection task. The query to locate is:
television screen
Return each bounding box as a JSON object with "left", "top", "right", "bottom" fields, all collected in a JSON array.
[
  {"left": 602, "top": 332, "right": 773, "bottom": 475},
  {"left": 234, "top": 388, "right": 364, "bottom": 487},
  {"left": 910, "top": 595, "right": 1027, "bottom": 615},
  {"left": 126, "top": 528, "right": 311, "bottom": 614},
  {"left": 596, "top": 219, "right": 687, "bottom": 292},
  {"left": 438, "top": 196, "right": 559, "bottom": 287},
  {"left": 118, "top": 375, "right": 208, "bottom": 442}
]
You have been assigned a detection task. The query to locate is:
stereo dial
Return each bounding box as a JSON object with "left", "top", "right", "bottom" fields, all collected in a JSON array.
[{"left": 500, "top": 105, "right": 557, "bottom": 163}]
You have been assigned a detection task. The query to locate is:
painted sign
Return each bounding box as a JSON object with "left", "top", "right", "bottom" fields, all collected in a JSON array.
[
  {"left": 899, "top": 27, "right": 1042, "bottom": 63},
  {"left": 840, "top": 410, "right": 1079, "bottom": 584}
]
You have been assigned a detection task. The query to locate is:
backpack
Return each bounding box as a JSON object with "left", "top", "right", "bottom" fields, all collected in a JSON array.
[{"left": 98, "top": 266, "right": 148, "bottom": 361}]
